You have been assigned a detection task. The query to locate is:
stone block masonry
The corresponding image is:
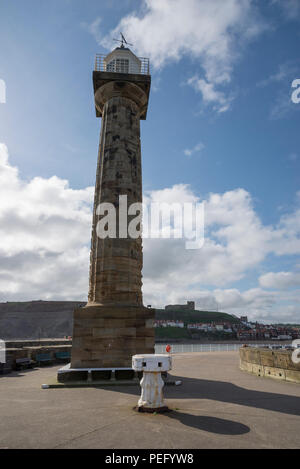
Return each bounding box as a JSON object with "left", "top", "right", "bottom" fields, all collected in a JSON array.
[
  {"left": 239, "top": 346, "right": 300, "bottom": 384},
  {"left": 71, "top": 305, "right": 154, "bottom": 368}
]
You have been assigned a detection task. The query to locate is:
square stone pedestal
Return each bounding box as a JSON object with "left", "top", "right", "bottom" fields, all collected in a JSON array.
[{"left": 70, "top": 304, "right": 155, "bottom": 369}]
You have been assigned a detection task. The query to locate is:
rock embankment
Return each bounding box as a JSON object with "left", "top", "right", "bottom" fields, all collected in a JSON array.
[{"left": 0, "top": 301, "right": 85, "bottom": 339}]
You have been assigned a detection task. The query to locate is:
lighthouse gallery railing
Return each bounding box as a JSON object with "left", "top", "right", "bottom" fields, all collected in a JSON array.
[{"left": 94, "top": 54, "right": 150, "bottom": 75}]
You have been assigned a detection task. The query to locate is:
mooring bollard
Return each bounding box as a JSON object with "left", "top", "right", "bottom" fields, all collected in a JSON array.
[{"left": 132, "top": 354, "right": 172, "bottom": 413}]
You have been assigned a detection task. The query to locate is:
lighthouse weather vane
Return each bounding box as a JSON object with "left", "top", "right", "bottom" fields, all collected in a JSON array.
[{"left": 113, "top": 32, "right": 133, "bottom": 48}]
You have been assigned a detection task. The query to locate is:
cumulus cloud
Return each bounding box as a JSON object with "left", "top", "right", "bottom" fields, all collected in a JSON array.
[
  {"left": 269, "top": 194, "right": 300, "bottom": 255},
  {"left": 259, "top": 271, "right": 300, "bottom": 289},
  {"left": 1, "top": 144, "right": 300, "bottom": 322},
  {"left": 187, "top": 77, "right": 234, "bottom": 113},
  {"left": 90, "top": 0, "right": 268, "bottom": 113},
  {"left": 184, "top": 142, "right": 205, "bottom": 157},
  {"left": 142, "top": 184, "right": 300, "bottom": 321},
  {"left": 0, "top": 143, "right": 93, "bottom": 301},
  {"left": 143, "top": 283, "right": 285, "bottom": 322},
  {"left": 0, "top": 79, "right": 6, "bottom": 104},
  {"left": 142, "top": 186, "right": 270, "bottom": 289},
  {"left": 81, "top": 17, "right": 103, "bottom": 44},
  {"left": 100, "top": 0, "right": 266, "bottom": 72}
]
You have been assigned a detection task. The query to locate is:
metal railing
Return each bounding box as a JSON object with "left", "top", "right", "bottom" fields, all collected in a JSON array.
[
  {"left": 155, "top": 343, "right": 242, "bottom": 354},
  {"left": 94, "top": 54, "right": 150, "bottom": 75},
  {"left": 155, "top": 342, "right": 298, "bottom": 354}
]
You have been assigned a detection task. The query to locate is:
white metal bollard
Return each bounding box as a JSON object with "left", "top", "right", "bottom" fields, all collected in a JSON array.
[{"left": 132, "top": 354, "right": 172, "bottom": 413}]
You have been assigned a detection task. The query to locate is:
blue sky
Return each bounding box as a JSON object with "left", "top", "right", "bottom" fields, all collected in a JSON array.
[{"left": 0, "top": 0, "right": 300, "bottom": 323}]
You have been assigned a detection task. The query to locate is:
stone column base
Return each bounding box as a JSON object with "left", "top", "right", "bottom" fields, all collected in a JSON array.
[
  {"left": 56, "top": 364, "right": 142, "bottom": 386},
  {"left": 70, "top": 304, "right": 155, "bottom": 369}
]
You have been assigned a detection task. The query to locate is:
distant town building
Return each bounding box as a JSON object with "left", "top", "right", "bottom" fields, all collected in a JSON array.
[
  {"left": 154, "top": 307, "right": 300, "bottom": 341},
  {"left": 277, "top": 334, "right": 292, "bottom": 341},
  {"left": 154, "top": 320, "right": 184, "bottom": 328}
]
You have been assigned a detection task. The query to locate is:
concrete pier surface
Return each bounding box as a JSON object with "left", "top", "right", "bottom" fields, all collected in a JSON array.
[{"left": 0, "top": 351, "right": 300, "bottom": 449}]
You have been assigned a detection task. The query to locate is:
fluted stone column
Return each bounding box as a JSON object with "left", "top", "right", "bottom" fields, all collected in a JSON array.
[
  {"left": 88, "top": 94, "right": 143, "bottom": 306},
  {"left": 70, "top": 73, "right": 154, "bottom": 369}
]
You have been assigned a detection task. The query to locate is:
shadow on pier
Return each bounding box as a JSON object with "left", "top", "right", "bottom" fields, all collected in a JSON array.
[
  {"left": 105, "top": 374, "right": 300, "bottom": 435},
  {"left": 166, "top": 375, "right": 300, "bottom": 417},
  {"left": 166, "top": 410, "right": 250, "bottom": 435},
  {"left": 109, "top": 375, "right": 300, "bottom": 417}
]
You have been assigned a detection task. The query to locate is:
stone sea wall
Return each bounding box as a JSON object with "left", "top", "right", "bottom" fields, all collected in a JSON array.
[{"left": 239, "top": 346, "right": 300, "bottom": 384}]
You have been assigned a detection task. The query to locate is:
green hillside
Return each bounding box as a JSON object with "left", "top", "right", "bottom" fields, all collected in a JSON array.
[
  {"left": 155, "top": 327, "right": 191, "bottom": 340},
  {"left": 155, "top": 308, "right": 240, "bottom": 324},
  {"left": 155, "top": 326, "right": 236, "bottom": 341}
]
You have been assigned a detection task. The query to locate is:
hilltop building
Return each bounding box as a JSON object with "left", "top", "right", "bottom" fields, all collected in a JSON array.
[{"left": 165, "top": 301, "right": 195, "bottom": 312}]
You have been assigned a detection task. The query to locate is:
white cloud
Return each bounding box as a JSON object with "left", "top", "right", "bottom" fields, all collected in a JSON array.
[
  {"left": 187, "top": 77, "right": 233, "bottom": 113},
  {"left": 81, "top": 17, "right": 103, "bottom": 44},
  {"left": 91, "top": 0, "right": 268, "bottom": 113},
  {"left": 0, "top": 143, "right": 93, "bottom": 301},
  {"left": 1, "top": 144, "right": 300, "bottom": 322},
  {"left": 143, "top": 186, "right": 272, "bottom": 289},
  {"left": 184, "top": 142, "right": 205, "bottom": 157},
  {"left": 142, "top": 184, "right": 300, "bottom": 321},
  {"left": 143, "top": 283, "right": 291, "bottom": 323},
  {"left": 100, "top": 0, "right": 266, "bottom": 72},
  {"left": 259, "top": 272, "right": 300, "bottom": 289},
  {"left": 269, "top": 194, "right": 300, "bottom": 255},
  {"left": 0, "top": 79, "right": 6, "bottom": 104}
]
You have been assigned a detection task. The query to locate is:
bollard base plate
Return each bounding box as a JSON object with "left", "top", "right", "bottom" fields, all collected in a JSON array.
[{"left": 133, "top": 405, "right": 171, "bottom": 414}]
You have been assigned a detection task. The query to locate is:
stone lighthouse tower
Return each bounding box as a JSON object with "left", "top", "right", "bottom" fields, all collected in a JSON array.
[{"left": 69, "top": 42, "right": 155, "bottom": 373}]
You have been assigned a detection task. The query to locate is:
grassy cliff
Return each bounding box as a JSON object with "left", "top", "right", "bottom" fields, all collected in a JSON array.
[
  {"left": 155, "top": 308, "right": 240, "bottom": 324},
  {"left": 0, "top": 301, "right": 240, "bottom": 340}
]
